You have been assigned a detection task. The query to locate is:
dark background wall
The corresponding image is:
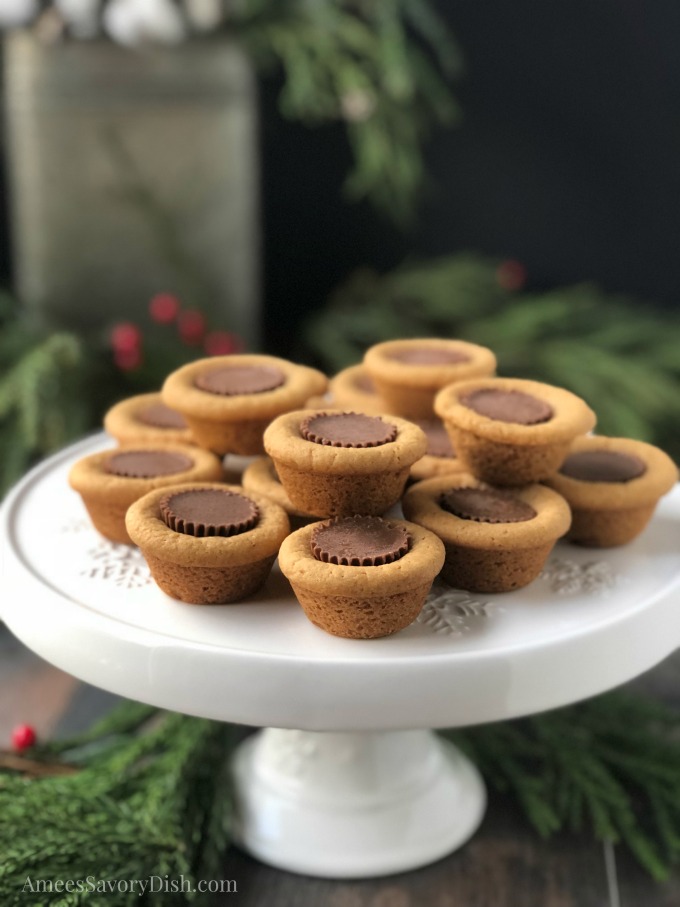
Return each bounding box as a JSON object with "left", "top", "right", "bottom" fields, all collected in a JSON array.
[{"left": 261, "top": 0, "right": 680, "bottom": 357}]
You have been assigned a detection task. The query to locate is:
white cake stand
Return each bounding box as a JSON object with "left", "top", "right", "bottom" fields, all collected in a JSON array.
[{"left": 2, "top": 434, "right": 680, "bottom": 879}]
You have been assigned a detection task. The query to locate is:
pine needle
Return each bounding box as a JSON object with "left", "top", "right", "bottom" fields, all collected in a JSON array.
[
  {"left": 444, "top": 692, "right": 680, "bottom": 881},
  {"left": 304, "top": 253, "right": 680, "bottom": 461},
  {"left": 0, "top": 702, "right": 235, "bottom": 906}
]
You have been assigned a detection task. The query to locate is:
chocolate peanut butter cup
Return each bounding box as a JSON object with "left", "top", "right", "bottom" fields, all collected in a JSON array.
[
  {"left": 417, "top": 420, "right": 456, "bottom": 458},
  {"left": 559, "top": 450, "right": 647, "bottom": 483},
  {"left": 137, "top": 402, "right": 188, "bottom": 430},
  {"left": 544, "top": 436, "right": 677, "bottom": 547},
  {"left": 194, "top": 364, "right": 286, "bottom": 396},
  {"left": 105, "top": 450, "right": 193, "bottom": 478},
  {"left": 103, "top": 393, "right": 194, "bottom": 446},
  {"left": 409, "top": 419, "right": 465, "bottom": 482},
  {"left": 68, "top": 442, "right": 224, "bottom": 545},
  {"left": 263, "top": 409, "right": 428, "bottom": 518},
  {"left": 403, "top": 474, "right": 571, "bottom": 593},
  {"left": 300, "top": 412, "right": 397, "bottom": 448},
  {"left": 460, "top": 389, "right": 553, "bottom": 425},
  {"left": 279, "top": 517, "right": 445, "bottom": 638},
  {"left": 353, "top": 372, "right": 376, "bottom": 393},
  {"left": 161, "top": 354, "right": 328, "bottom": 456},
  {"left": 435, "top": 377, "right": 597, "bottom": 486},
  {"left": 387, "top": 347, "right": 471, "bottom": 366},
  {"left": 160, "top": 488, "right": 259, "bottom": 537},
  {"left": 311, "top": 516, "right": 411, "bottom": 566},
  {"left": 439, "top": 487, "right": 536, "bottom": 524},
  {"left": 126, "top": 483, "right": 290, "bottom": 605}
]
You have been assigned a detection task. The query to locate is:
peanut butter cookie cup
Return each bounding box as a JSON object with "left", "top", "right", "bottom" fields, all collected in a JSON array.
[
  {"left": 68, "top": 443, "right": 224, "bottom": 544},
  {"left": 242, "top": 456, "right": 316, "bottom": 530},
  {"left": 327, "top": 364, "right": 385, "bottom": 415},
  {"left": 403, "top": 473, "right": 571, "bottom": 593},
  {"left": 278, "top": 515, "right": 445, "bottom": 638},
  {"left": 161, "top": 354, "right": 328, "bottom": 456},
  {"left": 543, "top": 435, "right": 678, "bottom": 547},
  {"left": 104, "top": 392, "right": 193, "bottom": 446},
  {"left": 263, "top": 409, "right": 427, "bottom": 518},
  {"left": 126, "top": 483, "right": 290, "bottom": 604},
  {"left": 435, "top": 377, "right": 596, "bottom": 486},
  {"left": 409, "top": 419, "right": 467, "bottom": 482},
  {"left": 363, "top": 338, "right": 497, "bottom": 419}
]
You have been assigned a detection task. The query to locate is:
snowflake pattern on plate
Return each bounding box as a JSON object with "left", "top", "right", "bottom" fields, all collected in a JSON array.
[
  {"left": 59, "top": 517, "right": 92, "bottom": 535},
  {"left": 417, "top": 582, "right": 500, "bottom": 637},
  {"left": 540, "top": 558, "right": 619, "bottom": 596},
  {"left": 79, "top": 540, "right": 152, "bottom": 589}
]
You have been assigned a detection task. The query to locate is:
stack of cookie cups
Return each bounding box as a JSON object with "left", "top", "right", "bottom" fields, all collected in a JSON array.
[
  {"left": 434, "top": 376, "right": 597, "bottom": 486},
  {"left": 161, "top": 354, "right": 328, "bottom": 456},
  {"left": 363, "top": 338, "right": 497, "bottom": 420},
  {"left": 266, "top": 408, "right": 446, "bottom": 637},
  {"left": 68, "top": 443, "right": 224, "bottom": 544}
]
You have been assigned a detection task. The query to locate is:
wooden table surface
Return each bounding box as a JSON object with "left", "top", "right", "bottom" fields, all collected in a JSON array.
[{"left": 2, "top": 623, "right": 679, "bottom": 907}]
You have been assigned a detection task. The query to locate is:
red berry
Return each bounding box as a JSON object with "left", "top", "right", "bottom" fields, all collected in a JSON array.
[
  {"left": 496, "top": 259, "right": 527, "bottom": 291},
  {"left": 178, "top": 309, "right": 206, "bottom": 345},
  {"left": 114, "top": 346, "right": 143, "bottom": 371},
  {"left": 11, "top": 724, "right": 37, "bottom": 751},
  {"left": 149, "top": 293, "right": 180, "bottom": 324},
  {"left": 110, "top": 321, "right": 142, "bottom": 353},
  {"left": 204, "top": 330, "right": 244, "bottom": 356}
]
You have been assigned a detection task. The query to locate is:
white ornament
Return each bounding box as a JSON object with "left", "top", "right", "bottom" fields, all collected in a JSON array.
[
  {"left": 104, "top": 0, "right": 187, "bottom": 46},
  {"left": 0, "top": 0, "right": 39, "bottom": 28}
]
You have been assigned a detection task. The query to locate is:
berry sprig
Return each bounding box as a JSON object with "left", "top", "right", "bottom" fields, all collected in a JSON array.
[
  {"left": 109, "top": 293, "right": 244, "bottom": 373},
  {"left": 11, "top": 723, "right": 37, "bottom": 752}
]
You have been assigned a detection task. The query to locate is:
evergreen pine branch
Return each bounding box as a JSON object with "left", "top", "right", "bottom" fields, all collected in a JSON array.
[
  {"left": 0, "top": 701, "right": 235, "bottom": 906},
  {"left": 237, "top": 0, "right": 461, "bottom": 223},
  {"left": 0, "top": 332, "right": 90, "bottom": 496},
  {"left": 444, "top": 691, "right": 680, "bottom": 881},
  {"left": 303, "top": 253, "right": 680, "bottom": 460},
  {"left": 2, "top": 692, "right": 680, "bottom": 897}
]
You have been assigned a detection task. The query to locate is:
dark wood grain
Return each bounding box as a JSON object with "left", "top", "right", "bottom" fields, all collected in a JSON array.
[
  {"left": 220, "top": 799, "right": 610, "bottom": 907},
  {"left": 0, "top": 626, "right": 79, "bottom": 745},
  {"left": 616, "top": 849, "right": 680, "bottom": 907}
]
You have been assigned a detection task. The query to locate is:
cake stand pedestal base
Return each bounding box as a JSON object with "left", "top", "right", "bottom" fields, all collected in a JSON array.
[{"left": 231, "top": 728, "right": 486, "bottom": 879}]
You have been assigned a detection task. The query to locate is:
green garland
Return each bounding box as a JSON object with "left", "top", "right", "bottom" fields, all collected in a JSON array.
[
  {"left": 0, "top": 704, "right": 234, "bottom": 907},
  {"left": 237, "top": 0, "right": 462, "bottom": 224},
  {"left": 303, "top": 252, "right": 680, "bottom": 461},
  {"left": 447, "top": 693, "right": 680, "bottom": 881},
  {"left": 1, "top": 691, "right": 679, "bottom": 905}
]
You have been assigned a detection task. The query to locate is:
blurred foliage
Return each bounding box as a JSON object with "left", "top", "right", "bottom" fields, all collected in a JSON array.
[
  {"left": 0, "top": 293, "right": 233, "bottom": 499},
  {"left": 303, "top": 252, "right": 680, "bottom": 461},
  {"left": 237, "top": 0, "right": 462, "bottom": 224},
  {"left": 0, "top": 295, "right": 90, "bottom": 496}
]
